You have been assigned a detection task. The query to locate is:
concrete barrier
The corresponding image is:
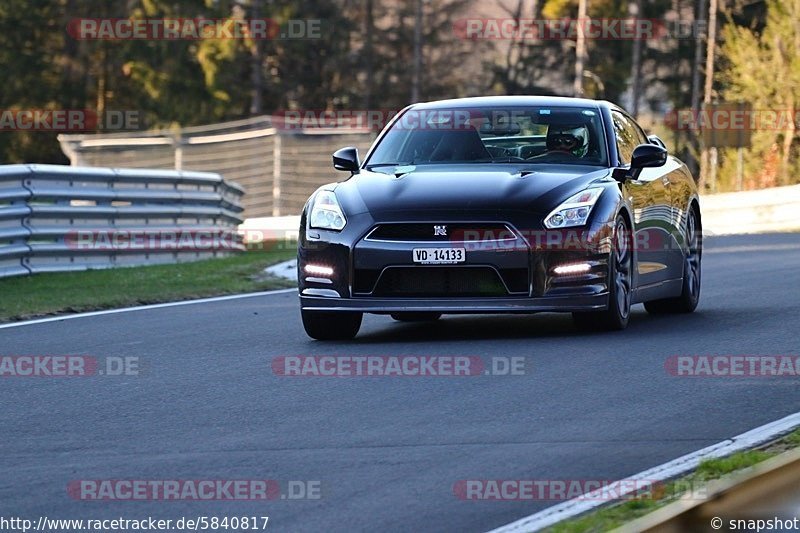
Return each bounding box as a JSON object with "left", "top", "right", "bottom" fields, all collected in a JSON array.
[
  {"left": 700, "top": 184, "right": 800, "bottom": 235},
  {"left": 240, "top": 185, "right": 800, "bottom": 244}
]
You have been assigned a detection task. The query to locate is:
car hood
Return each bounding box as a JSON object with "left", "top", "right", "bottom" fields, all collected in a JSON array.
[{"left": 333, "top": 164, "right": 613, "bottom": 216}]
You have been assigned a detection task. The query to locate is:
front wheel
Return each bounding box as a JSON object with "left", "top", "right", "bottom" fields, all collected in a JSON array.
[
  {"left": 644, "top": 208, "right": 701, "bottom": 314},
  {"left": 301, "top": 310, "right": 362, "bottom": 340},
  {"left": 572, "top": 215, "right": 633, "bottom": 331}
]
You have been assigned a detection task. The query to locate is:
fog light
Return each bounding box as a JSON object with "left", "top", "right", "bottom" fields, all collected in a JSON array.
[
  {"left": 304, "top": 264, "right": 334, "bottom": 277},
  {"left": 553, "top": 263, "right": 591, "bottom": 275}
]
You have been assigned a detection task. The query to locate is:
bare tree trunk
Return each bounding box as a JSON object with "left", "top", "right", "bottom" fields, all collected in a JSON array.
[
  {"left": 778, "top": 23, "right": 797, "bottom": 186},
  {"left": 690, "top": 0, "right": 708, "bottom": 180},
  {"left": 61, "top": 0, "right": 81, "bottom": 109},
  {"left": 411, "top": 0, "right": 423, "bottom": 103},
  {"left": 629, "top": 0, "right": 643, "bottom": 117},
  {"left": 702, "top": 0, "right": 717, "bottom": 110},
  {"left": 97, "top": 43, "right": 108, "bottom": 126},
  {"left": 690, "top": 0, "right": 707, "bottom": 114},
  {"left": 779, "top": 97, "right": 795, "bottom": 186},
  {"left": 573, "top": 0, "right": 589, "bottom": 97},
  {"left": 250, "top": 0, "right": 264, "bottom": 115},
  {"left": 699, "top": 0, "right": 718, "bottom": 191},
  {"left": 364, "top": 0, "right": 374, "bottom": 109},
  {"left": 504, "top": 0, "right": 525, "bottom": 92}
]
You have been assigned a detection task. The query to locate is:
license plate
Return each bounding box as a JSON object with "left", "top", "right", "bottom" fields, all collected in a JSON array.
[{"left": 412, "top": 247, "right": 466, "bottom": 264}]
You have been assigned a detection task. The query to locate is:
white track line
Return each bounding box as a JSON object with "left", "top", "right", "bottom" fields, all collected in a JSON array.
[
  {"left": 0, "top": 288, "right": 298, "bottom": 330},
  {"left": 486, "top": 412, "right": 800, "bottom": 533}
]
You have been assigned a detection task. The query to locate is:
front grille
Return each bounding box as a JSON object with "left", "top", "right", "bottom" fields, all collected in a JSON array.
[
  {"left": 366, "top": 223, "right": 514, "bottom": 242},
  {"left": 500, "top": 268, "right": 529, "bottom": 294},
  {"left": 353, "top": 269, "right": 382, "bottom": 294},
  {"left": 370, "top": 266, "right": 508, "bottom": 297}
]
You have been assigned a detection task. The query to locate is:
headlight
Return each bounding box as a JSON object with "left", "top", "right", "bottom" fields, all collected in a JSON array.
[
  {"left": 544, "top": 187, "right": 603, "bottom": 229},
  {"left": 309, "top": 190, "right": 346, "bottom": 231}
]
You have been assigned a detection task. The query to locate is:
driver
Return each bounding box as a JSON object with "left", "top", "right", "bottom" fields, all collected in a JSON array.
[{"left": 544, "top": 124, "right": 590, "bottom": 157}]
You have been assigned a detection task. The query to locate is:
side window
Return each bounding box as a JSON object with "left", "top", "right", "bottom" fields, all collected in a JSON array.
[
  {"left": 628, "top": 115, "right": 649, "bottom": 146},
  {"left": 611, "top": 111, "right": 647, "bottom": 165}
]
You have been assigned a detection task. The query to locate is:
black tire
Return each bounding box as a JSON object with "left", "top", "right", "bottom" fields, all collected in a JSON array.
[
  {"left": 301, "top": 310, "right": 362, "bottom": 340},
  {"left": 644, "top": 208, "right": 701, "bottom": 314},
  {"left": 572, "top": 215, "right": 633, "bottom": 331},
  {"left": 390, "top": 312, "right": 442, "bottom": 322}
]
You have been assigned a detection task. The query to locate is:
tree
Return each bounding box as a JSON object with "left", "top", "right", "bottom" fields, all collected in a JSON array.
[{"left": 718, "top": 0, "right": 800, "bottom": 189}]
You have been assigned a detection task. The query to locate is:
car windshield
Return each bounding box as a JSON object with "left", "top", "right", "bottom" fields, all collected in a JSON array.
[{"left": 366, "top": 106, "right": 608, "bottom": 167}]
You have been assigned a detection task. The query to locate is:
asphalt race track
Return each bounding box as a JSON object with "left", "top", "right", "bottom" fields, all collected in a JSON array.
[{"left": 2, "top": 233, "right": 800, "bottom": 532}]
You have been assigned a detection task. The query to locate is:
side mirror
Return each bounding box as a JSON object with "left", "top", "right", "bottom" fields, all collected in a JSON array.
[
  {"left": 612, "top": 143, "right": 667, "bottom": 183},
  {"left": 332, "top": 147, "right": 360, "bottom": 173},
  {"left": 631, "top": 143, "right": 667, "bottom": 169}
]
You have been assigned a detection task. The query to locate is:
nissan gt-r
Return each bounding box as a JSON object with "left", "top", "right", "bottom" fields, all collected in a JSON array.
[{"left": 297, "top": 96, "right": 702, "bottom": 340}]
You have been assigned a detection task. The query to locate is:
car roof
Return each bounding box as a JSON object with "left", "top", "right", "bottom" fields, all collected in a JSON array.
[{"left": 410, "top": 95, "right": 615, "bottom": 111}]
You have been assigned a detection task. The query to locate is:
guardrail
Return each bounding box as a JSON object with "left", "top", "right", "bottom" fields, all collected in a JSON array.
[{"left": 0, "top": 164, "right": 245, "bottom": 279}]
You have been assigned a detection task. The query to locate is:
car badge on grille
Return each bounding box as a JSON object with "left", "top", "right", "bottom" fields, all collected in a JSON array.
[{"left": 433, "top": 225, "right": 447, "bottom": 236}]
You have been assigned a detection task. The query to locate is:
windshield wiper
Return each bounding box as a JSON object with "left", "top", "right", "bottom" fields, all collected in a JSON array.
[{"left": 365, "top": 161, "right": 413, "bottom": 170}]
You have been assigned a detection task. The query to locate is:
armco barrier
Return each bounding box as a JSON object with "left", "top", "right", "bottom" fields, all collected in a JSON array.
[{"left": 0, "top": 164, "right": 245, "bottom": 279}]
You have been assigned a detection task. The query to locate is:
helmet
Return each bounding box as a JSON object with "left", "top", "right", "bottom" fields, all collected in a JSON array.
[{"left": 546, "top": 124, "right": 589, "bottom": 157}]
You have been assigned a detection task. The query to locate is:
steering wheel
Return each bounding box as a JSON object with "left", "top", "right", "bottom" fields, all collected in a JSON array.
[
  {"left": 486, "top": 146, "right": 525, "bottom": 161},
  {"left": 526, "top": 150, "right": 581, "bottom": 161}
]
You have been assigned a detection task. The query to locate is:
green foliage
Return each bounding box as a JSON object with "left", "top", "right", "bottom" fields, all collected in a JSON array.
[
  {"left": 547, "top": 446, "right": 782, "bottom": 532},
  {"left": 718, "top": 0, "right": 800, "bottom": 190},
  {"left": 492, "top": 0, "right": 673, "bottom": 103},
  {"left": 0, "top": 0, "right": 483, "bottom": 165},
  {"left": 0, "top": 0, "right": 785, "bottom": 181},
  {"left": 784, "top": 429, "right": 800, "bottom": 447},
  {"left": 0, "top": 248, "right": 296, "bottom": 323},
  {"left": 695, "top": 450, "right": 775, "bottom": 480}
]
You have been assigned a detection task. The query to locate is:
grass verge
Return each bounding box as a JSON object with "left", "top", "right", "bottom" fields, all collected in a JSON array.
[
  {"left": 0, "top": 246, "right": 296, "bottom": 323},
  {"left": 545, "top": 429, "right": 800, "bottom": 532}
]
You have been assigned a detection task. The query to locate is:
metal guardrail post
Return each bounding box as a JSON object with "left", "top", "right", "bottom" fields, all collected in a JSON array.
[
  {"left": 174, "top": 132, "right": 184, "bottom": 170},
  {"left": 272, "top": 134, "right": 282, "bottom": 217},
  {"left": 0, "top": 165, "right": 33, "bottom": 277}
]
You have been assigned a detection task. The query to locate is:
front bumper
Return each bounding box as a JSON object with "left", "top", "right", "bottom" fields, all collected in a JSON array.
[
  {"left": 300, "top": 292, "right": 608, "bottom": 313},
  {"left": 298, "top": 212, "right": 614, "bottom": 314}
]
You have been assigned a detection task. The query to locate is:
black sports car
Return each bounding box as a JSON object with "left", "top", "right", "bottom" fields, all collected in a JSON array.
[{"left": 297, "top": 96, "right": 701, "bottom": 340}]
